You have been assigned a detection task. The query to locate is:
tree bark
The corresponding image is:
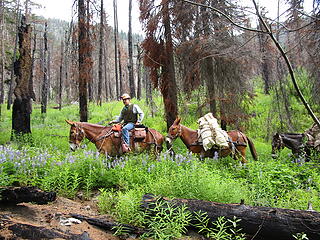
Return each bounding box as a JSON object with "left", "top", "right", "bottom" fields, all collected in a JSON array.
[
  {"left": 136, "top": 43, "right": 142, "bottom": 100},
  {"left": 41, "top": 22, "right": 48, "bottom": 114},
  {"left": 86, "top": 0, "right": 93, "bottom": 103},
  {"left": 70, "top": 214, "right": 144, "bottom": 234},
  {"left": 0, "top": 0, "right": 4, "bottom": 106},
  {"left": 78, "top": 0, "right": 88, "bottom": 122},
  {"left": 141, "top": 194, "right": 320, "bottom": 240},
  {"left": 0, "top": 186, "right": 56, "bottom": 205},
  {"left": 58, "top": 39, "right": 64, "bottom": 110},
  {"left": 128, "top": 0, "right": 135, "bottom": 98},
  {"left": 97, "top": 0, "right": 104, "bottom": 106},
  {"left": 12, "top": 15, "right": 33, "bottom": 137},
  {"left": 7, "top": 9, "right": 20, "bottom": 110},
  {"left": 162, "top": 1, "right": 178, "bottom": 130},
  {"left": 0, "top": 217, "right": 90, "bottom": 239},
  {"left": 113, "top": 0, "right": 119, "bottom": 97}
]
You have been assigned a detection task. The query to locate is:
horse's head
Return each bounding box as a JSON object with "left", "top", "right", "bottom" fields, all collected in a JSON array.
[
  {"left": 166, "top": 117, "right": 182, "bottom": 146},
  {"left": 66, "top": 120, "right": 85, "bottom": 151},
  {"left": 271, "top": 133, "right": 283, "bottom": 158}
]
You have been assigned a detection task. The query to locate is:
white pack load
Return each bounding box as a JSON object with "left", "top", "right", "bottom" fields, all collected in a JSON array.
[{"left": 197, "top": 113, "right": 229, "bottom": 151}]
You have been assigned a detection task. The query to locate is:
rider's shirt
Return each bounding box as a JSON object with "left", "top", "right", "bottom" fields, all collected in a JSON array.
[{"left": 114, "top": 104, "right": 144, "bottom": 124}]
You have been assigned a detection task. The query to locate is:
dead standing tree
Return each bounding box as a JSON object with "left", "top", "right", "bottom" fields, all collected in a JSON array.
[
  {"left": 12, "top": 15, "right": 34, "bottom": 137},
  {"left": 139, "top": 0, "right": 178, "bottom": 130},
  {"left": 78, "top": 0, "right": 92, "bottom": 122},
  {"left": 183, "top": 0, "right": 320, "bottom": 129},
  {"left": 128, "top": 0, "right": 135, "bottom": 98},
  {"left": 41, "top": 22, "right": 48, "bottom": 114}
]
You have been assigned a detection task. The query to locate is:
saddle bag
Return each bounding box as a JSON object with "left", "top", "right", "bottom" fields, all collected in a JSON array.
[{"left": 134, "top": 128, "right": 146, "bottom": 140}]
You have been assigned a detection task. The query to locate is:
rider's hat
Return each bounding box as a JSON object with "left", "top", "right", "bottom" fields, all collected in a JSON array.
[{"left": 120, "top": 93, "right": 131, "bottom": 100}]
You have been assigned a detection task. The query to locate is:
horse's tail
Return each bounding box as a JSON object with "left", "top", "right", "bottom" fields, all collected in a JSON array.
[{"left": 246, "top": 136, "right": 258, "bottom": 160}]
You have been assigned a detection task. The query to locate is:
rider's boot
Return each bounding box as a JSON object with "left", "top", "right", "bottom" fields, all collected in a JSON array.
[{"left": 122, "top": 143, "right": 131, "bottom": 153}]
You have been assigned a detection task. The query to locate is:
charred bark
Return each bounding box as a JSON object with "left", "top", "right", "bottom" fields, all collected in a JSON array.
[
  {"left": 78, "top": 0, "right": 88, "bottom": 122},
  {"left": 11, "top": 15, "right": 33, "bottom": 138},
  {"left": 70, "top": 214, "right": 144, "bottom": 235},
  {"left": 0, "top": 216, "right": 91, "bottom": 240},
  {"left": 128, "top": 0, "right": 135, "bottom": 98},
  {"left": 97, "top": 0, "right": 104, "bottom": 106},
  {"left": 141, "top": 194, "right": 320, "bottom": 240},
  {"left": 162, "top": 1, "right": 178, "bottom": 130},
  {"left": 0, "top": 186, "right": 56, "bottom": 205},
  {"left": 41, "top": 22, "right": 48, "bottom": 114}
]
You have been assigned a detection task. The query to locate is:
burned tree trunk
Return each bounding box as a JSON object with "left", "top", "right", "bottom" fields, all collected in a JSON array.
[
  {"left": 128, "top": 0, "right": 135, "bottom": 98},
  {"left": 141, "top": 194, "right": 320, "bottom": 240},
  {"left": 78, "top": 0, "right": 88, "bottom": 122},
  {"left": 162, "top": 1, "right": 178, "bottom": 130},
  {"left": 0, "top": 186, "right": 56, "bottom": 205},
  {"left": 41, "top": 22, "right": 48, "bottom": 114},
  {"left": 136, "top": 43, "right": 142, "bottom": 100},
  {"left": 97, "top": 0, "right": 104, "bottom": 106},
  {"left": 0, "top": 216, "right": 90, "bottom": 239},
  {"left": 58, "top": 39, "right": 64, "bottom": 110},
  {"left": 12, "top": 15, "right": 33, "bottom": 138},
  {"left": 7, "top": 10, "right": 20, "bottom": 110}
]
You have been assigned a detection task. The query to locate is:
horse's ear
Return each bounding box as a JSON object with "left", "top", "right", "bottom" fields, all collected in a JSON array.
[
  {"left": 175, "top": 117, "right": 181, "bottom": 125},
  {"left": 65, "top": 120, "right": 75, "bottom": 126}
]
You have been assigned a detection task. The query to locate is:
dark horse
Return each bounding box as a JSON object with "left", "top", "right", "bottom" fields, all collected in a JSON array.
[
  {"left": 66, "top": 120, "right": 165, "bottom": 156},
  {"left": 166, "top": 117, "right": 258, "bottom": 163},
  {"left": 271, "top": 133, "right": 311, "bottom": 161}
]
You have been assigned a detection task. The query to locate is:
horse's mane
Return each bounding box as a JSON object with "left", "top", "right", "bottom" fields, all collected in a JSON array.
[{"left": 77, "top": 122, "right": 106, "bottom": 128}]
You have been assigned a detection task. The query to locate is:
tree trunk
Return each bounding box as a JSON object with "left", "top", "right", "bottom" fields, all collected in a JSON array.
[
  {"left": 104, "top": 40, "right": 111, "bottom": 101},
  {"left": 141, "top": 194, "right": 320, "bottom": 240},
  {"left": 128, "top": 0, "right": 135, "bottom": 98},
  {"left": 41, "top": 22, "right": 48, "bottom": 114},
  {"left": 113, "top": 0, "right": 119, "bottom": 97},
  {"left": 136, "top": 43, "right": 142, "bottom": 100},
  {"left": 12, "top": 15, "right": 33, "bottom": 138},
  {"left": 58, "top": 39, "right": 64, "bottom": 110},
  {"left": 201, "top": 4, "right": 217, "bottom": 116},
  {"left": 162, "top": 1, "right": 178, "bottom": 130},
  {"left": 0, "top": 186, "right": 56, "bottom": 204},
  {"left": 97, "top": 0, "right": 104, "bottom": 106},
  {"left": 78, "top": 0, "right": 88, "bottom": 122},
  {"left": 118, "top": 48, "right": 123, "bottom": 94},
  {"left": 86, "top": 0, "right": 93, "bottom": 103},
  {"left": 0, "top": 0, "right": 4, "bottom": 106},
  {"left": 7, "top": 10, "right": 20, "bottom": 110}
]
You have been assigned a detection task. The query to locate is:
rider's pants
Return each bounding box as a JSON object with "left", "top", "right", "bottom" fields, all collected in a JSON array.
[{"left": 122, "top": 122, "right": 135, "bottom": 146}]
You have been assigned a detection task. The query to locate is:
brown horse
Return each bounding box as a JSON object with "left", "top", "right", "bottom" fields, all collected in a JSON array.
[
  {"left": 66, "top": 120, "right": 165, "bottom": 156},
  {"left": 166, "top": 117, "right": 258, "bottom": 163}
]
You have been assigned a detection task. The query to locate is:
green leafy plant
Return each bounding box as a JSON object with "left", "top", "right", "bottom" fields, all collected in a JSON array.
[{"left": 193, "top": 211, "right": 246, "bottom": 240}]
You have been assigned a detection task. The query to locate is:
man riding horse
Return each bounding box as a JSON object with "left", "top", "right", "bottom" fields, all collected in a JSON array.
[{"left": 108, "top": 93, "right": 144, "bottom": 153}]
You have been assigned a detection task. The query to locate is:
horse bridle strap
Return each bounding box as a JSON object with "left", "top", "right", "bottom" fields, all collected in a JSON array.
[{"left": 95, "top": 128, "right": 114, "bottom": 142}]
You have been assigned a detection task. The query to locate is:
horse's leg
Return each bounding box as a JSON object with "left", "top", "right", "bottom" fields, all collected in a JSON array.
[{"left": 236, "top": 147, "right": 247, "bottom": 165}]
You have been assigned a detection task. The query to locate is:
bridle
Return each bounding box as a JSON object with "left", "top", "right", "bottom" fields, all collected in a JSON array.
[
  {"left": 69, "top": 124, "right": 86, "bottom": 150},
  {"left": 166, "top": 124, "right": 182, "bottom": 142}
]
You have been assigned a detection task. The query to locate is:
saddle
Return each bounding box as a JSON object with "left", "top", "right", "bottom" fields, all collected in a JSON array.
[{"left": 112, "top": 124, "right": 147, "bottom": 141}]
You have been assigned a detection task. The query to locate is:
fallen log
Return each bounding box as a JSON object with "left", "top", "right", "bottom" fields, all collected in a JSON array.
[
  {"left": 70, "top": 213, "right": 145, "bottom": 235},
  {"left": 0, "top": 215, "right": 91, "bottom": 240},
  {"left": 141, "top": 194, "right": 320, "bottom": 240},
  {"left": 0, "top": 186, "right": 56, "bottom": 204}
]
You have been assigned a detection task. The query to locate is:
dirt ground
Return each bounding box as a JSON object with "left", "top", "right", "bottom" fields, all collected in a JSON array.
[{"left": 0, "top": 196, "right": 121, "bottom": 240}]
